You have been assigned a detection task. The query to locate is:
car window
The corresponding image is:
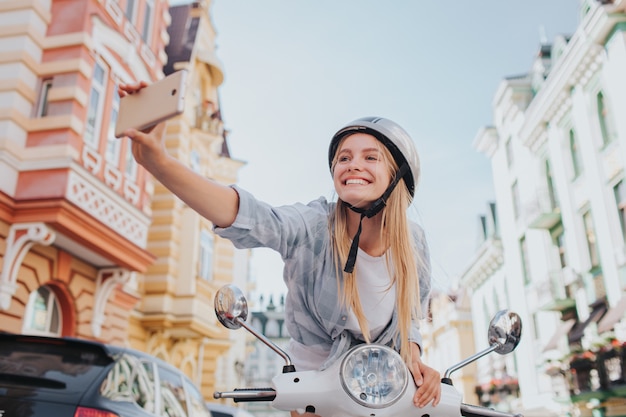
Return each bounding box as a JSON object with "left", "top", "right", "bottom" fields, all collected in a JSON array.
[
  {"left": 183, "top": 378, "right": 212, "bottom": 417},
  {"left": 0, "top": 336, "right": 112, "bottom": 393},
  {"left": 100, "top": 353, "right": 156, "bottom": 413},
  {"left": 158, "top": 365, "right": 188, "bottom": 417}
]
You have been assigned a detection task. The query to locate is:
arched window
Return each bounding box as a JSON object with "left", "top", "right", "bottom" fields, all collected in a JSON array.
[{"left": 22, "top": 286, "right": 62, "bottom": 336}]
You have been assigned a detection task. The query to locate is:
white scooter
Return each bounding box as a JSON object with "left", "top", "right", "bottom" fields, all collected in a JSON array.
[{"left": 213, "top": 284, "right": 523, "bottom": 417}]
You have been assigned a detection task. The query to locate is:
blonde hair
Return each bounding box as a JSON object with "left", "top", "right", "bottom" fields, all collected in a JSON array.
[{"left": 329, "top": 135, "right": 424, "bottom": 365}]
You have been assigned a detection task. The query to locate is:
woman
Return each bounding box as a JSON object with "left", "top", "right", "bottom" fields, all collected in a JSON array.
[{"left": 119, "top": 83, "right": 441, "bottom": 412}]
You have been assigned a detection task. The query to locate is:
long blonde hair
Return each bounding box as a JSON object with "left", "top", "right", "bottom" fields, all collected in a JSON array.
[{"left": 329, "top": 135, "right": 425, "bottom": 365}]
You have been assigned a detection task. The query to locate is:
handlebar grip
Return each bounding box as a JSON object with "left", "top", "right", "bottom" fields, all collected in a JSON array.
[{"left": 213, "top": 387, "right": 277, "bottom": 402}]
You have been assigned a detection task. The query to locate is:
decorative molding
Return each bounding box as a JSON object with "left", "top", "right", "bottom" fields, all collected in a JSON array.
[
  {"left": 460, "top": 238, "right": 504, "bottom": 290},
  {"left": 104, "top": 164, "right": 122, "bottom": 191},
  {"left": 82, "top": 145, "right": 101, "bottom": 174},
  {"left": 140, "top": 43, "right": 156, "bottom": 69},
  {"left": 66, "top": 170, "right": 149, "bottom": 247},
  {"left": 123, "top": 181, "right": 140, "bottom": 205},
  {"left": 91, "top": 267, "right": 132, "bottom": 337},
  {"left": 104, "top": 0, "right": 124, "bottom": 26},
  {"left": 0, "top": 222, "right": 56, "bottom": 310},
  {"left": 123, "top": 21, "right": 141, "bottom": 47}
]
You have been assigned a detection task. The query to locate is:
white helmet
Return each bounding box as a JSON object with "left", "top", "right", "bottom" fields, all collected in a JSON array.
[{"left": 328, "top": 117, "right": 420, "bottom": 200}]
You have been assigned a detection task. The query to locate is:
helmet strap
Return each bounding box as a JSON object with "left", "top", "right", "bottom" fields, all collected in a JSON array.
[{"left": 342, "top": 163, "right": 409, "bottom": 273}]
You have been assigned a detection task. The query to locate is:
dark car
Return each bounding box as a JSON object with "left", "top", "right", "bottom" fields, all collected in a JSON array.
[
  {"left": 205, "top": 402, "right": 256, "bottom": 417},
  {"left": 0, "top": 333, "right": 213, "bottom": 417}
]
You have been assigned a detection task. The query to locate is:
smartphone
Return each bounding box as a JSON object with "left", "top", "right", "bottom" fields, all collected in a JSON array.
[{"left": 115, "top": 69, "right": 188, "bottom": 138}]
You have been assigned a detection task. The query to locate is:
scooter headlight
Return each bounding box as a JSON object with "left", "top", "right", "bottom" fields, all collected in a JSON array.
[{"left": 339, "top": 344, "right": 409, "bottom": 408}]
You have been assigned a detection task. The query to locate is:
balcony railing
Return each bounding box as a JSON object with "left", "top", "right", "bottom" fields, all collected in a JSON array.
[
  {"left": 540, "top": 268, "right": 576, "bottom": 312},
  {"left": 474, "top": 376, "right": 520, "bottom": 412},
  {"left": 194, "top": 105, "right": 224, "bottom": 136},
  {"left": 523, "top": 187, "right": 561, "bottom": 230},
  {"left": 560, "top": 340, "right": 626, "bottom": 402}
]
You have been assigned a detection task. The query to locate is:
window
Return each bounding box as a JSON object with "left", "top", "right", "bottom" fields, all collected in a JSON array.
[
  {"left": 190, "top": 150, "right": 201, "bottom": 173},
  {"left": 85, "top": 62, "right": 107, "bottom": 148},
  {"left": 505, "top": 137, "right": 514, "bottom": 168},
  {"left": 125, "top": 139, "right": 138, "bottom": 180},
  {"left": 492, "top": 290, "right": 501, "bottom": 317},
  {"left": 125, "top": 0, "right": 137, "bottom": 22},
  {"left": 553, "top": 225, "right": 567, "bottom": 268},
  {"left": 199, "top": 230, "right": 214, "bottom": 281},
  {"left": 569, "top": 128, "right": 583, "bottom": 178},
  {"left": 532, "top": 313, "right": 541, "bottom": 340},
  {"left": 22, "top": 286, "right": 61, "bottom": 336},
  {"left": 105, "top": 91, "right": 121, "bottom": 164},
  {"left": 615, "top": 180, "right": 626, "bottom": 243},
  {"left": 583, "top": 210, "right": 600, "bottom": 268},
  {"left": 265, "top": 317, "right": 280, "bottom": 338},
  {"left": 511, "top": 180, "right": 521, "bottom": 219},
  {"left": 100, "top": 354, "right": 156, "bottom": 412},
  {"left": 520, "top": 236, "right": 531, "bottom": 285},
  {"left": 592, "top": 269, "right": 607, "bottom": 301},
  {"left": 158, "top": 366, "right": 187, "bottom": 417},
  {"left": 35, "top": 78, "right": 53, "bottom": 117},
  {"left": 545, "top": 159, "right": 559, "bottom": 210},
  {"left": 183, "top": 379, "right": 212, "bottom": 417},
  {"left": 597, "top": 91, "right": 617, "bottom": 147},
  {"left": 142, "top": 0, "right": 154, "bottom": 43}
]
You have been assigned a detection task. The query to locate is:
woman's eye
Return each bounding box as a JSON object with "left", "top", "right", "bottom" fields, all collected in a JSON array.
[
  {"left": 366, "top": 155, "right": 379, "bottom": 161},
  {"left": 339, "top": 156, "right": 350, "bottom": 162}
]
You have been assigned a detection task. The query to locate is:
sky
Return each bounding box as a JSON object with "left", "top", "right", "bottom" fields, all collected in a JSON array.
[{"left": 201, "top": 1, "right": 580, "bottom": 305}]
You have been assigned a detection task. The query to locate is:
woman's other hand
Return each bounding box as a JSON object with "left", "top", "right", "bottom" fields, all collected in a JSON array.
[{"left": 409, "top": 343, "right": 441, "bottom": 408}]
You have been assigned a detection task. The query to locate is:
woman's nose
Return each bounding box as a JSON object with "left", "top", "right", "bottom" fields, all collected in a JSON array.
[{"left": 347, "top": 158, "right": 362, "bottom": 171}]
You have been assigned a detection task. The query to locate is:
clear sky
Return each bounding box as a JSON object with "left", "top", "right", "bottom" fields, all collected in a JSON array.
[{"left": 204, "top": 1, "right": 580, "bottom": 304}]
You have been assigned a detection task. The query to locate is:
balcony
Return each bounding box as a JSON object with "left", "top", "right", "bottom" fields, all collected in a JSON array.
[
  {"left": 540, "top": 268, "right": 576, "bottom": 312},
  {"left": 194, "top": 104, "right": 224, "bottom": 137},
  {"left": 474, "top": 376, "right": 520, "bottom": 412},
  {"left": 562, "top": 340, "right": 626, "bottom": 403},
  {"left": 524, "top": 187, "right": 561, "bottom": 230}
]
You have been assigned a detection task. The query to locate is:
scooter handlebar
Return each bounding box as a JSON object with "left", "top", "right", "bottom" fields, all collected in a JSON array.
[{"left": 213, "top": 387, "right": 277, "bottom": 402}]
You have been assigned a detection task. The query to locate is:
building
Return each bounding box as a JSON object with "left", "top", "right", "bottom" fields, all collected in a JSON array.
[
  {"left": 245, "top": 295, "right": 290, "bottom": 417},
  {"left": 457, "top": 202, "right": 522, "bottom": 413},
  {"left": 0, "top": 0, "right": 248, "bottom": 401},
  {"left": 468, "top": 0, "right": 626, "bottom": 415},
  {"left": 421, "top": 287, "right": 481, "bottom": 406},
  {"left": 0, "top": 0, "right": 166, "bottom": 343}
]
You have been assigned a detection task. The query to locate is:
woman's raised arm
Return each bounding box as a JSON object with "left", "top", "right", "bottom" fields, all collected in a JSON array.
[{"left": 118, "top": 82, "right": 239, "bottom": 228}]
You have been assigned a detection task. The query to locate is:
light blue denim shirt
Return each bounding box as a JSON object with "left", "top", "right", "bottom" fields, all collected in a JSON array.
[{"left": 215, "top": 186, "right": 432, "bottom": 370}]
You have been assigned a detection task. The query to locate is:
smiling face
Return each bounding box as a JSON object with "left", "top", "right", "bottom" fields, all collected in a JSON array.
[{"left": 332, "top": 133, "right": 393, "bottom": 209}]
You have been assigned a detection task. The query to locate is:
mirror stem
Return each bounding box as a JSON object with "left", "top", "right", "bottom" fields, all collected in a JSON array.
[
  {"left": 236, "top": 317, "right": 293, "bottom": 367},
  {"left": 443, "top": 343, "right": 499, "bottom": 380}
]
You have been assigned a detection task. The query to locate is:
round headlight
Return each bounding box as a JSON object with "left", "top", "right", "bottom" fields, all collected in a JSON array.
[{"left": 339, "top": 344, "right": 409, "bottom": 408}]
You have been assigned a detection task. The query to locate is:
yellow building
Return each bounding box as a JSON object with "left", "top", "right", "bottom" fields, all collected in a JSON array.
[{"left": 421, "top": 288, "right": 479, "bottom": 405}]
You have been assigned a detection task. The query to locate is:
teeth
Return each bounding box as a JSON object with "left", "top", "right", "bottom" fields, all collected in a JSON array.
[{"left": 346, "top": 179, "right": 367, "bottom": 185}]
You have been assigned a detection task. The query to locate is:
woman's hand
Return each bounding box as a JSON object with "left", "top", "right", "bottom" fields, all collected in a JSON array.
[
  {"left": 117, "top": 82, "right": 169, "bottom": 172},
  {"left": 409, "top": 343, "right": 441, "bottom": 408}
]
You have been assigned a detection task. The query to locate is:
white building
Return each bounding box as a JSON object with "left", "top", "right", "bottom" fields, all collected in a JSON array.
[
  {"left": 244, "top": 295, "right": 291, "bottom": 417},
  {"left": 466, "top": 0, "right": 626, "bottom": 416}
]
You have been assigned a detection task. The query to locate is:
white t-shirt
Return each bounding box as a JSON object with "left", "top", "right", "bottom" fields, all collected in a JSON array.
[{"left": 288, "top": 249, "right": 395, "bottom": 371}]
